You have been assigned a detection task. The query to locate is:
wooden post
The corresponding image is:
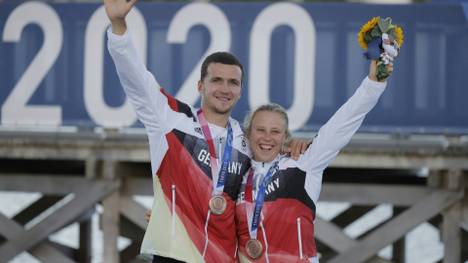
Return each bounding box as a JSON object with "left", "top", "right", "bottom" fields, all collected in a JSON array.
[
  {"left": 78, "top": 214, "right": 93, "bottom": 263},
  {"left": 464, "top": 170, "right": 468, "bottom": 230},
  {"left": 101, "top": 160, "right": 120, "bottom": 263},
  {"left": 442, "top": 170, "right": 463, "bottom": 263},
  {"left": 78, "top": 157, "right": 98, "bottom": 263},
  {"left": 392, "top": 206, "right": 406, "bottom": 263},
  {"left": 442, "top": 203, "right": 462, "bottom": 263},
  {"left": 85, "top": 157, "right": 98, "bottom": 179},
  {"left": 428, "top": 169, "right": 442, "bottom": 188},
  {"left": 463, "top": 170, "right": 468, "bottom": 261},
  {"left": 462, "top": 228, "right": 468, "bottom": 262}
]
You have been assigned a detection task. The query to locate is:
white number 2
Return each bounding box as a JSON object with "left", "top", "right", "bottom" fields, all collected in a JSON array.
[{"left": 1, "top": 1, "right": 62, "bottom": 126}]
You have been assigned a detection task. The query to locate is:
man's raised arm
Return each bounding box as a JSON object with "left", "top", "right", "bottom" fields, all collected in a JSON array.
[
  {"left": 104, "top": 0, "right": 169, "bottom": 132},
  {"left": 104, "top": 0, "right": 136, "bottom": 35}
]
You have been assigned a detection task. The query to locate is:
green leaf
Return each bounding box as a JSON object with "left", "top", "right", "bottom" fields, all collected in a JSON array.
[
  {"left": 378, "top": 17, "right": 393, "bottom": 33},
  {"left": 364, "top": 32, "right": 374, "bottom": 43},
  {"left": 387, "top": 28, "right": 397, "bottom": 40},
  {"left": 370, "top": 27, "right": 381, "bottom": 38},
  {"left": 377, "top": 20, "right": 386, "bottom": 32}
]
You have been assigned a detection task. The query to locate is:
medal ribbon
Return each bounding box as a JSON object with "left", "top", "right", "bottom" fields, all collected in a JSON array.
[
  {"left": 197, "top": 109, "right": 233, "bottom": 196},
  {"left": 246, "top": 162, "right": 278, "bottom": 239}
]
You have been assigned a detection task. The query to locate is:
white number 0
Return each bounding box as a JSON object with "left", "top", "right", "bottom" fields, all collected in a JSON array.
[
  {"left": 249, "top": 2, "right": 315, "bottom": 130},
  {"left": 84, "top": 6, "right": 147, "bottom": 127}
]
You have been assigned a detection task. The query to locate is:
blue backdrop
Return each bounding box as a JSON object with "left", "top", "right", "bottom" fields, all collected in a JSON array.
[{"left": 1, "top": 2, "right": 467, "bottom": 134}]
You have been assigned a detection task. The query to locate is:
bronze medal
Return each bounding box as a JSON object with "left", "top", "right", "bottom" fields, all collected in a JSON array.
[
  {"left": 246, "top": 239, "right": 263, "bottom": 259},
  {"left": 209, "top": 195, "right": 226, "bottom": 215}
]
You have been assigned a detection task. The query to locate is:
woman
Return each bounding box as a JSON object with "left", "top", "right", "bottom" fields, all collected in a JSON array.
[{"left": 235, "top": 61, "right": 391, "bottom": 262}]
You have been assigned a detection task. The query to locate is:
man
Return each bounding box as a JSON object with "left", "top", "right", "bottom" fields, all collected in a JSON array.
[{"left": 104, "top": 1, "right": 307, "bottom": 262}]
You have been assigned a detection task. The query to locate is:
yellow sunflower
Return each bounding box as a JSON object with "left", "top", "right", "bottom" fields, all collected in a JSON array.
[
  {"left": 395, "top": 26, "right": 404, "bottom": 47},
  {"left": 357, "top": 17, "right": 380, "bottom": 50}
]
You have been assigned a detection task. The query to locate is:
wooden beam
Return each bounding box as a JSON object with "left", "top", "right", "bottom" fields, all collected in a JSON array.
[
  {"left": 331, "top": 205, "right": 374, "bottom": 228},
  {"left": 27, "top": 244, "right": 76, "bottom": 263},
  {"left": 13, "top": 195, "right": 62, "bottom": 225},
  {"left": 333, "top": 154, "right": 468, "bottom": 170},
  {"left": 0, "top": 180, "right": 119, "bottom": 262},
  {"left": 118, "top": 199, "right": 150, "bottom": 263},
  {"left": 0, "top": 175, "right": 96, "bottom": 194},
  {"left": 116, "top": 162, "right": 150, "bottom": 179},
  {"left": 121, "top": 177, "right": 152, "bottom": 196},
  {"left": 0, "top": 137, "right": 149, "bottom": 162},
  {"left": 328, "top": 190, "right": 463, "bottom": 263},
  {"left": 46, "top": 241, "right": 79, "bottom": 259},
  {"left": 119, "top": 217, "right": 146, "bottom": 263},
  {"left": 120, "top": 216, "right": 144, "bottom": 243},
  {"left": 120, "top": 242, "right": 141, "bottom": 263},
  {"left": 316, "top": 205, "right": 375, "bottom": 261},
  {"left": 314, "top": 217, "right": 392, "bottom": 263},
  {"left": 315, "top": 241, "right": 334, "bottom": 261},
  {"left": 0, "top": 213, "right": 75, "bottom": 263},
  {"left": 128, "top": 257, "right": 150, "bottom": 263},
  {"left": 120, "top": 197, "right": 148, "bottom": 230},
  {"left": 321, "top": 184, "right": 432, "bottom": 205},
  {"left": 315, "top": 216, "right": 356, "bottom": 252}
]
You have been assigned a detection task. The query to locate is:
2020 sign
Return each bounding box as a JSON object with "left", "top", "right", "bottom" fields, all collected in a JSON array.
[{"left": 1, "top": 2, "right": 316, "bottom": 130}]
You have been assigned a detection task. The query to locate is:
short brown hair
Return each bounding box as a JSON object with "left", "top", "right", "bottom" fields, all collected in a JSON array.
[{"left": 200, "top": 52, "right": 244, "bottom": 85}]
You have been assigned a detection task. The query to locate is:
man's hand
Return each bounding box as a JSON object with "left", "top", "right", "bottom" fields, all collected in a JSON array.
[
  {"left": 368, "top": 59, "right": 393, "bottom": 82},
  {"left": 103, "top": 0, "right": 138, "bottom": 35},
  {"left": 282, "top": 138, "right": 312, "bottom": 160}
]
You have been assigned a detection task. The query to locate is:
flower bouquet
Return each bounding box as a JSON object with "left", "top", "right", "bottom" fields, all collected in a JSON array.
[{"left": 358, "top": 17, "right": 404, "bottom": 81}]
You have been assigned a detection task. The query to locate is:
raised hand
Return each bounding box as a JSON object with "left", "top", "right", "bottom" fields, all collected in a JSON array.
[
  {"left": 103, "top": 0, "right": 138, "bottom": 35},
  {"left": 369, "top": 60, "right": 393, "bottom": 82}
]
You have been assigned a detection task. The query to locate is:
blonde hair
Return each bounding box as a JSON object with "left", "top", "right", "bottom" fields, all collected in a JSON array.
[{"left": 244, "top": 103, "right": 291, "bottom": 140}]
